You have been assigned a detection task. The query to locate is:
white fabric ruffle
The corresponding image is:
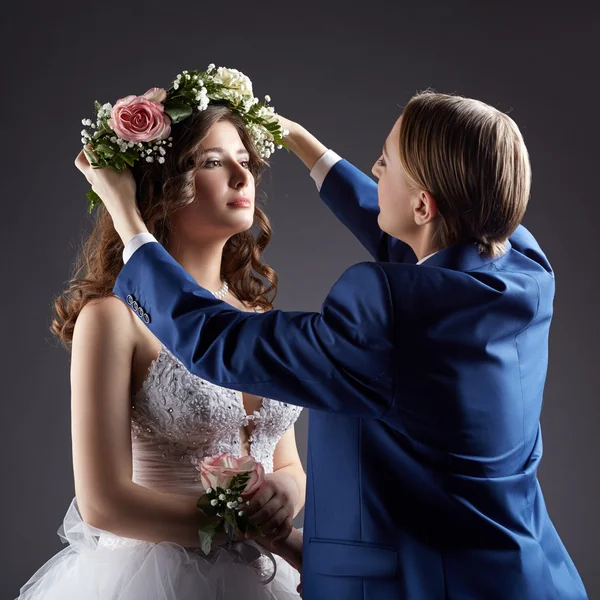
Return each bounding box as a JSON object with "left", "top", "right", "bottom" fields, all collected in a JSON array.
[{"left": 17, "top": 499, "right": 300, "bottom": 600}]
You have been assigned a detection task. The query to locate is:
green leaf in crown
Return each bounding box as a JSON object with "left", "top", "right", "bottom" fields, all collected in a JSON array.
[{"left": 163, "top": 103, "right": 193, "bottom": 124}]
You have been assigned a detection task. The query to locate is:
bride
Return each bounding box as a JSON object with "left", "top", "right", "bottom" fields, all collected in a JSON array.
[{"left": 17, "top": 72, "right": 304, "bottom": 599}]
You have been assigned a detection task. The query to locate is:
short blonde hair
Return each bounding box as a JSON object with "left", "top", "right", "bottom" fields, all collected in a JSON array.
[{"left": 397, "top": 91, "right": 531, "bottom": 257}]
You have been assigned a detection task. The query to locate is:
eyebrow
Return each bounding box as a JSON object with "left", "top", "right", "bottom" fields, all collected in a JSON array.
[
  {"left": 382, "top": 140, "right": 389, "bottom": 157},
  {"left": 202, "top": 147, "right": 249, "bottom": 155}
]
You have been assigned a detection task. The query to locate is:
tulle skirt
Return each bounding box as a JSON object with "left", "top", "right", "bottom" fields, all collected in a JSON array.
[{"left": 17, "top": 499, "right": 300, "bottom": 600}]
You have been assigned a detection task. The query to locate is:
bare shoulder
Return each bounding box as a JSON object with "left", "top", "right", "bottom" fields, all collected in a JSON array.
[
  {"left": 76, "top": 294, "right": 135, "bottom": 330},
  {"left": 73, "top": 295, "right": 138, "bottom": 352}
]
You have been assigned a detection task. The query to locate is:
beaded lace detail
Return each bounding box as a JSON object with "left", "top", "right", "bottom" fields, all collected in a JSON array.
[{"left": 130, "top": 345, "right": 302, "bottom": 494}]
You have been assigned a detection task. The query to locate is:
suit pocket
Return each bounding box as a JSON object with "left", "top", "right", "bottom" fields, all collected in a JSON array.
[{"left": 307, "top": 537, "right": 398, "bottom": 579}]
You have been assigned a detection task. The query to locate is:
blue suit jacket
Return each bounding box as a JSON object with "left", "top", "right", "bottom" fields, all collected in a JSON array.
[{"left": 114, "top": 160, "right": 587, "bottom": 599}]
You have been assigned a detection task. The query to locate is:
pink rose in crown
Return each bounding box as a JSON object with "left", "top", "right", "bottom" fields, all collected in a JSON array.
[
  {"left": 199, "top": 454, "right": 265, "bottom": 495},
  {"left": 108, "top": 88, "right": 171, "bottom": 143}
]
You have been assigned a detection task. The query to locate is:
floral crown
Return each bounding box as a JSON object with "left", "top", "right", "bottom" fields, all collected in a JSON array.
[{"left": 80, "top": 65, "right": 288, "bottom": 212}]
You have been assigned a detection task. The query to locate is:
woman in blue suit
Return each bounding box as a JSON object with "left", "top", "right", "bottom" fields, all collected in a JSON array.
[{"left": 77, "top": 91, "right": 587, "bottom": 599}]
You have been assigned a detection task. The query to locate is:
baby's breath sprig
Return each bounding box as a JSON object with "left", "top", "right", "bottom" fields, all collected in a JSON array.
[
  {"left": 165, "top": 66, "right": 288, "bottom": 157},
  {"left": 196, "top": 471, "right": 263, "bottom": 555}
]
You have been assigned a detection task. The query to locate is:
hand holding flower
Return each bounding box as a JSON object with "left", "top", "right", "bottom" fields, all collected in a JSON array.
[
  {"left": 74, "top": 147, "right": 147, "bottom": 245},
  {"left": 196, "top": 454, "right": 266, "bottom": 555},
  {"left": 244, "top": 471, "right": 300, "bottom": 545}
]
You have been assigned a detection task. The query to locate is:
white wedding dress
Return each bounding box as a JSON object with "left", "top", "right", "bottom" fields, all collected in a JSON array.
[{"left": 18, "top": 344, "right": 303, "bottom": 599}]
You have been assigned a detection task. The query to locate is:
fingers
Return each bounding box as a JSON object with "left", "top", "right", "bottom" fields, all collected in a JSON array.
[
  {"left": 245, "top": 485, "right": 275, "bottom": 517},
  {"left": 83, "top": 144, "right": 99, "bottom": 162},
  {"left": 74, "top": 145, "right": 99, "bottom": 174},
  {"left": 271, "top": 516, "right": 293, "bottom": 546},
  {"left": 248, "top": 499, "right": 282, "bottom": 527},
  {"left": 74, "top": 149, "right": 89, "bottom": 173},
  {"left": 244, "top": 478, "right": 295, "bottom": 543},
  {"left": 260, "top": 506, "right": 288, "bottom": 534}
]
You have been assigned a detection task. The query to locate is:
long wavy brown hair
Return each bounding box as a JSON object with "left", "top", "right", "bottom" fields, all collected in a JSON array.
[{"left": 52, "top": 105, "right": 278, "bottom": 349}]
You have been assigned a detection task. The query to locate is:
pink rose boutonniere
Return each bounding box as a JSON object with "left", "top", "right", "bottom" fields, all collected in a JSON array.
[{"left": 196, "top": 453, "right": 266, "bottom": 555}]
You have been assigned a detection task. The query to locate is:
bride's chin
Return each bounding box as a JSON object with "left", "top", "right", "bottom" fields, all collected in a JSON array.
[{"left": 225, "top": 218, "right": 254, "bottom": 235}]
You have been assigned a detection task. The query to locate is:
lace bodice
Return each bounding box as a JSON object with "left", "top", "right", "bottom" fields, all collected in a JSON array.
[{"left": 130, "top": 345, "right": 302, "bottom": 496}]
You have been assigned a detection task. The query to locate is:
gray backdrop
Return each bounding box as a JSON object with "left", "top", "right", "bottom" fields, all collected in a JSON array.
[{"left": 2, "top": 0, "right": 598, "bottom": 597}]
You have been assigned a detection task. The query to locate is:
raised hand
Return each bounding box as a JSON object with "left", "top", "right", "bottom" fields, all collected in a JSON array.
[
  {"left": 274, "top": 114, "right": 327, "bottom": 171},
  {"left": 74, "top": 147, "right": 148, "bottom": 244}
]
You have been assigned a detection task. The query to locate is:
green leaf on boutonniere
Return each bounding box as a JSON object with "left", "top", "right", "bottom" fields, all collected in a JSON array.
[
  {"left": 230, "top": 472, "right": 250, "bottom": 490},
  {"left": 164, "top": 102, "right": 193, "bottom": 124},
  {"left": 235, "top": 471, "right": 250, "bottom": 491},
  {"left": 198, "top": 520, "right": 220, "bottom": 555},
  {"left": 224, "top": 510, "right": 237, "bottom": 530},
  {"left": 198, "top": 529, "right": 214, "bottom": 555},
  {"left": 197, "top": 494, "right": 217, "bottom": 516}
]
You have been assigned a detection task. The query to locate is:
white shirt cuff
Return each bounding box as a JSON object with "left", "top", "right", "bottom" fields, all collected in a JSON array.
[
  {"left": 123, "top": 232, "right": 158, "bottom": 264},
  {"left": 310, "top": 150, "right": 343, "bottom": 191}
]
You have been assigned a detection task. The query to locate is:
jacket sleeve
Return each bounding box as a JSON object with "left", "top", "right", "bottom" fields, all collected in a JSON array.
[
  {"left": 320, "top": 159, "right": 417, "bottom": 264},
  {"left": 113, "top": 242, "right": 395, "bottom": 418}
]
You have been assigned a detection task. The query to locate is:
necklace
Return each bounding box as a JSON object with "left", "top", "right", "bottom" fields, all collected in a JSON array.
[{"left": 212, "top": 280, "right": 229, "bottom": 300}]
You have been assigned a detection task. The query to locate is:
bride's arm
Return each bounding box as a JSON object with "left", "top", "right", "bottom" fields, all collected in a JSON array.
[
  {"left": 271, "top": 426, "right": 306, "bottom": 519},
  {"left": 70, "top": 296, "right": 222, "bottom": 547},
  {"left": 279, "top": 116, "right": 416, "bottom": 263}
]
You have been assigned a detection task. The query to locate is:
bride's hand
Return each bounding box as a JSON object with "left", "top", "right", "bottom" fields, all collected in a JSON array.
[
  {"left": 254, "top": 527, "right": 303, "bottom": 574},
  {"left": 75, "top": 147, "right": 147, "bottom": 243},
  {"left": 245, "top": 472, "right": 298, "bottom": 545},
  {"left": 74, "top": 147, "right": 137, "bottom": 214}
]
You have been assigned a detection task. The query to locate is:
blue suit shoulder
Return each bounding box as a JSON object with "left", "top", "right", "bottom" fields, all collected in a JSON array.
[
  {"left": 508, "top": 224, "right": 553, "bottom": 277},
  {"left": 323, "top": 261, "right": 394, "bottom": 343}
]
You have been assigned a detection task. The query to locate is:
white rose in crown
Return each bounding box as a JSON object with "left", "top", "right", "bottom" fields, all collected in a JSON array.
[{"left": 211, "top": 67, "right": 254, "bottom": 99}]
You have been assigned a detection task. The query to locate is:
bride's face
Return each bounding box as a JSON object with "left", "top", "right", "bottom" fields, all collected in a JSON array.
[{"left": 171, "top": 120, "right": 256, "bottom": 242}]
